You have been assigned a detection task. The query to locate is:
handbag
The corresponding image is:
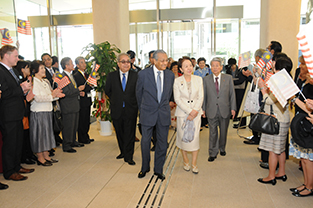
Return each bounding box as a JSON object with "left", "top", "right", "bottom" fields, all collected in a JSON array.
[
  {"left": 53, "top": 101, "right": 63, "bottom": 132},
  {"left": 244, "top": 79, "right": 260, "bottom": 114},
  {"left": 248, "top": 97, "right": 280, "bottom": 135}
]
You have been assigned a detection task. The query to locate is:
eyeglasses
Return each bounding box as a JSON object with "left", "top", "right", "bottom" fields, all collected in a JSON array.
[{"left": 119, "top": 60, "right": 131, "bottom": 64}]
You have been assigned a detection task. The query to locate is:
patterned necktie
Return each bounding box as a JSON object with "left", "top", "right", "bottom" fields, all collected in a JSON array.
[
  {"left": 122, "top": 73, "right": 126, "bottom": 91},
  {"left": 215, "top": 77, "right": 219, "bottom": 94},
  {"left": 157, "top": 71, "right": 162, "bottom": 103},
  {"left": 9, "top": 68, "right": 19, "bottom": 83}
]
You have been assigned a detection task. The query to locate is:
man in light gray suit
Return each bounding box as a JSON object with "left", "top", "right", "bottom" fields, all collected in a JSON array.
[
  {"left": 136, "top": 50, "right": 175, "bottom": 180},
  {"left": 202, "top": 57, "right": 236, "bottom": 162}
]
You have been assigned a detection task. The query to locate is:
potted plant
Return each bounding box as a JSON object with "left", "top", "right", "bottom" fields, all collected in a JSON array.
[{"left": 82, "top": 41, "right": 121, "bottom": 136}]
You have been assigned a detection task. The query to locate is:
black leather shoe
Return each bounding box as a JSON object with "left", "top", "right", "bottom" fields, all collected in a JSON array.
[
  {"left": 63, "top": 148, "right": 77, "bottom": 153},
  {"left": 22, "top": 158, "right": 36, "bottom": 165},
  {"left": 126, "top": 159, "right": 136, "bottom": 165},
  {"left": 233, "top": 124, "right": 246, "bottom": 129},
  {"left": 244, "top": 140, "right": 259, "bottom": 145},
  {"left": 0, "top": 182, "right": 8, "bottom": 190},
  {"left": 49, "top": 150, "right": 55, "bottom": 157},
  {"left": 275, "top": 175, "right": 287, "bottom": 182},
  {"left": 72, "top": 143, "right": 84, "bottom": 147},
  {"left": 138, "top": 168, "right": 150, "bottom": 178},
  {"left": 151, "top": 146, "right": 156, "bottom": 151},
  {"left": 259, "top": 162, "right": 269, "bottom": 169},
  {"left": 208, "top": 156, "right": 216, "bottom": 162},
  {"left": 116, "top": 154, "right": 124, "bottom": 159},
  {"left": 292, "top": 188, "right": 313, "bottom": 197},
  {"left": 89, "top": 139, "right": 95, "bottom": 142},
  {"left": 220, "top": 151, "right": 226, "bottom": 156},
  {"left": 37, "top": 160, "right": 53, "bottom": 166},
  {"left": 46, "top": 158, "right": 59, "bottom": 163},
  {"left": 257, "top": 178, "right": 276, "bottom": 185},
  {"left": 79, "top": 140, "right": 90, "bottom": 144},
  {"left": 154, "top": 172, "right": 165, "bottom": 181},
  {"left": 290, "top": 184, "right": 305, "bottom": 193}
]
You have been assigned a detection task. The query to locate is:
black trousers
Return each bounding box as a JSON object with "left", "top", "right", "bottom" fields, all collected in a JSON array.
[
  {"left": 21, "top": 129, "right": 33, "bottom": 162},
  {"left": 61, "top": 112, "right": 79, "bottom": 151},
  {"left": 112, "top": 108, "right": 137, "bottom": 161},
  {"left": 1, "top": 120, "right": 23, "bottom": 179},
  {"left": 77, "top": 106, "right": 91, "bottom": 143}
]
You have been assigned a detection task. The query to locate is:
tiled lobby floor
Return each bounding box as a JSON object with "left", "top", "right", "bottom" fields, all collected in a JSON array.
[{"left": 0, "top": 121, "right": 312, "bottom": 208}]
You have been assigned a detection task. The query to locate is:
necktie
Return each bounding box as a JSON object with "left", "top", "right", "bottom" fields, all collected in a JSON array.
[
  {"left": 122, "top": 73, "right": 126, "bottom": 107},
  {"left": 70, "top": 74, "right": 77, "bottom": 88},
  {"left": 215, "top": 77, "right": 219, "bottom": 94},
  {"left": 9, "top": 68, "right": 19, "bottom": 83},
  {"left": 157, "top": 71, "right": 162, "bottom": 103},
  {"left": 122, "top": 73, "right": 126, "bottom": 91}
]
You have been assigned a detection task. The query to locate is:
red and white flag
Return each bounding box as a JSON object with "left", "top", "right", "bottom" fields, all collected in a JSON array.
[
  {"left": 297, "top": 20, "right": 313, "bottom": 78},
  {"left": 266, "top": 60, "right": 272, "bottom": 71},
  {"left": 0, "top": 28, "right": 13, "bottom": 45},
  {"left": 264, "top": 71, "right": 274, "bottom": 83},
  {"left": 257, "top": 58, "right": 265, "bottom": 70},
  {"left": 86, "top": 62, "right": 99, "bottom": 86},
  {"left": 238, "top": 51, "right": 251, "bottom": 68},
  {"left": 54, "top": 73, "right": 70, "bottom": 89},
  {"left": 17, "top": 19, "right": 32, "bottom": 35},
  {"left": 265, "top": 69, "right": 300, "bottom": 107}
]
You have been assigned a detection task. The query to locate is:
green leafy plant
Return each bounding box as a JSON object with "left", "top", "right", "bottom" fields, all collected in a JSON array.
[{"left": 82, "top": 41, "right": 121, "bottom": 121}]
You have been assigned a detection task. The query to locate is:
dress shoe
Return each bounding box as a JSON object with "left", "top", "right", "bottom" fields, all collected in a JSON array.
[
  {"left": 63, "top": 148, "right": 77, "bottom": 153},
  {"left": 192, "top": 165, "right": 199, "bottom": 174},
  {"left": 19, "top": 167, "right": 35, "bottom": 174},
  {"left": 22, "top": 158, "right": 36, "bottom": 165},
  {"left": 72, "top": 143, "right": 84, "bottom": 147},
  {"left": 151, "top": 146, "right": 156, "bottom": 151},
  {"left": 259, "top": 162, "right": 269, "bottom": 169},
  {"left": 135, "top": 137, "right": 140, "bottom": 142},
  {"left": 292, "top": 188, "right": 313, "bottom": 197},
  {"left": 37, "top": 160, "right": 53, "bottom": 166},
  {"left": 243, "top": 140, "right": 259, "bottom": 145},
  {"left": 257, "top": 178, "right": 276, "bottom": 185},
  {"left": 126, "top": 159, "right": 136, "bottom": 165},
  {"left": 8, "top": 173, "right": 28, "bottom": 181},
  {"left": 138, "top": 168, "right": 150, "bottom": 178},
  {"left": 290, "top": 184, "right": 305, "bottom": 193},
  {"left": 89, "top": 138, "right": 95, "bottom": 142},
  {"left": 79, "top": 140, "right": 90, "bottom": 144},
  {"left": 233, "top": 124, "right": 246, "bottom": 129},
  {"left": 46, "top": 158, "right": 59, "bottom": 163},
  {"left": 183, "top": 162, "right": 190, "bottom": 171},
  {"left": 220, "top": 151, "right": 226, "bottom": 156},
  {"left": 154, "top": 172, "right": 165, "bottom": 181},
  {"left": 49, "top": 150, "right": 55, "bottom": 157},
  {"left": 0, "top": 182, "right": 9, "bottom": 190},
  {"left": 233, "top": 117, "right": 239, "bottom": 122},
  {"left": 275, "top": 175, "right": 287, "bottom": 182},
  {"left": 116, "top": 154, "right": 124, "bottom": 159},
  {"left": 208, "top": 156, "right": 216, "bottom": 162}
]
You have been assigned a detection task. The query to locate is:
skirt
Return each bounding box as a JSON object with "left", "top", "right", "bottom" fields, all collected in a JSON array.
[
  {"left": 289, "top": 138, "right": 313, "bottom": 161},
  {"left": 176, "top": 114, "right": 201, "bottom": 152},
  {"left": 30, "top": 111, "right": 56, "bottom": 153},
  {"left": 258, "top": 122, "right": 289, "bottom": 154}
]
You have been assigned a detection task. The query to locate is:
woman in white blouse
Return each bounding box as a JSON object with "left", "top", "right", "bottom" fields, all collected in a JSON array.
[
  {"left": 174, "top": 57, "right": 204, "bottom": 174},
  {"left": 29, "top": 61, "right": 64, "bottom": 166}
]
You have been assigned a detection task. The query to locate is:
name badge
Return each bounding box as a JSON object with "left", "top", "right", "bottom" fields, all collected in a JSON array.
[{"left": 87, "top": 93, "right": 92, "bottom": 97}]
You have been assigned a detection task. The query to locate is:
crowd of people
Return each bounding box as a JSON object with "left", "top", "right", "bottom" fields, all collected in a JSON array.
[{"left": 1, "top": 42, "right": 313, "bottom": 198}]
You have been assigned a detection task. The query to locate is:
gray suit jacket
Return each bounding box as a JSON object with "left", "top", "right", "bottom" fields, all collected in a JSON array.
[
  {"left": 59, "top": 72, "right": 80, "bottom": 114},
  {"left": 202, "top": 73, "right": 236, "bottom": 119},
  {"left": 136, "top": 67, "right": 175, "bottom": 127}
]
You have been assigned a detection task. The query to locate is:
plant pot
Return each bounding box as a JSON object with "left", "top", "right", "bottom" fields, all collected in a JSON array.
[{"left": 99, "top": 120, "right": 112, "bottom": 136}]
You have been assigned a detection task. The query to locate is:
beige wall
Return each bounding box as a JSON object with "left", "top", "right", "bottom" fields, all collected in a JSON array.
[
  {"left": 92, "top": 0, "right": 130, "bottom": 52},
  {"left": 260, "top": 0, "right": 301, "bottom": 75}
]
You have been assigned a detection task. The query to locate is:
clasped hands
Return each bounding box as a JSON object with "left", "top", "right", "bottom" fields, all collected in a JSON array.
[{"left": 187, "top": 109, "right": 198, "bottom": 121}]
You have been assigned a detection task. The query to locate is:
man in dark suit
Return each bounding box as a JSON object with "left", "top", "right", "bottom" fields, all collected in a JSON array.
[
  {"left": 105, "top": 53, "right": 138, "bottom": 165},
  {"left": 136, "top": 50, "right": 175, "bottom": 180},
  {"left": 41, "top": 53, "right": 59, "bottom": 86},
  {"left": 0, "top": 45, "right": 34, "bottom": 181},
  {"left": 202, "top": 57, "right": 236, "bottom": 162},
  {"left": 73, "top": 57, "right": 94, "bottom": 144},
  {"left": 59, "top": 57, "right": 85, "bottom": 153}
]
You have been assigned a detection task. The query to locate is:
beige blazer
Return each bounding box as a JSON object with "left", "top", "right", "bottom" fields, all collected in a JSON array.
[{"left": 174, "top": 75, "right": 204, "bottom": 117}]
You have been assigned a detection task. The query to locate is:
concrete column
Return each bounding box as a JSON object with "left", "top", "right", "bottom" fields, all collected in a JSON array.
[
  {"left": 260, "top": 0, "right": 301, "bottom": 73},
  {"left": 92, "top": 0, "right": 130, "bottom": 52}
]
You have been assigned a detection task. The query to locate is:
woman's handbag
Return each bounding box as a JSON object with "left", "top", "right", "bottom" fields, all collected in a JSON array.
[
  {"left": 244, "top": 79, "right": 260, "bottom": 114},
  {"left": 248, "top": 98, "right": 280, "bottom": 135},
  {"left": 53, "top": 101, "right": 63, "bottom": 132}
]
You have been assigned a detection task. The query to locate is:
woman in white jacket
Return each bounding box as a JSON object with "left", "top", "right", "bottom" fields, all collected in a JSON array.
[{"left": 174, "top": 57, "right": 204, "bottom": 174}]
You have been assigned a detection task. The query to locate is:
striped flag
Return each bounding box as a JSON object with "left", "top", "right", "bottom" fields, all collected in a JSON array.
[
  {"left": 17, "top": 19, "right": 31, "bottom": 35},
  {"left": 257, "top": 58, "right": 265, "bottom": 70},
  {"left": 86, "top": 63, "right": 99, "bottom": 86},
  {"left": 238, "top": 51, "right": 251, "bottom": 68},
  {"left": 264, "top": 71, "right": 274, "bottom": 83},
  {"left": 297, "top": 20, "right": 313, "bottom": 78},
  {"left": 0, "top": 28, "right": 13, "bottom": 45},
  {"left": 265, "top": 69, "right": 300, "bottom": 107},
  {"left": 266, "top": 60, "right": 272, "bottom": 71},
  {"left": 54, "top": 73, "right": 70, "bottom": 89}
]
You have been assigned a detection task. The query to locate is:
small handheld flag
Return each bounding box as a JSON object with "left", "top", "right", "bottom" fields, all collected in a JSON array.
[
  {"left": 0, "top": 28, "right": 13, "bottom": 45},
  {"left": 17, "top": 19, "right": 32, "bottom": 35},
  {"left": 238, "top": 51, "right": 251, "bottom": 68},
  {"left": 54, "top": 73, "right": 70, "bottom": 89},
  {"left": 86, "top": 62, "right": 99, "bottom": 87}
]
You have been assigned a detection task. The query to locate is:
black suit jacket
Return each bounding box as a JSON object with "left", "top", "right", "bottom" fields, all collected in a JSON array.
[
  {"left": 73, "top": 70, "right": 92, "bottom": 108},
  {"left": 0, "top": 63, "right": 25, "bottom": 122},
  {"left": 45, "top": 67, "right": 59, "bottom": 86},
  {"left": 59, "top": 72, "right": 80, "bottom": 114},
  {"left": 105, "top": 70, "right": 138, "bottom": 120}
]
